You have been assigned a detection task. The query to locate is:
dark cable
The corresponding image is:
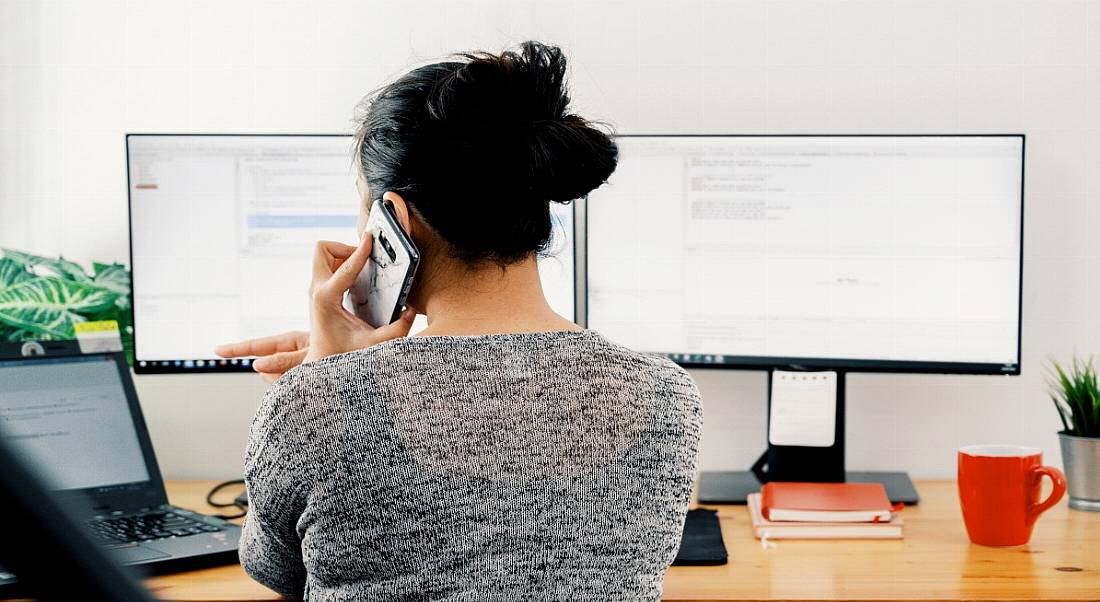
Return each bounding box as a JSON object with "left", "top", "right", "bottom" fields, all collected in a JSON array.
[{"left": 205, "top": 479, "right": 247, "bottom": 520}]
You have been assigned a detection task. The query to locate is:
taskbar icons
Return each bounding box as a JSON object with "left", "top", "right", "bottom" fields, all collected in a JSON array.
[
  {"left": 666, "top": 353, "right": 727, "bottom": 365},
  {"left": 137, "top": 358, "right": 253, "bottom": 370}
]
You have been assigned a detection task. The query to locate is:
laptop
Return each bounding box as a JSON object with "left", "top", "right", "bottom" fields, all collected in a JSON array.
[
  {"left": 0, "top": 345, "right": 240, "bottom": 590},
  {"left": 0, "top": 405, "right": 156, "bottom": 601}
]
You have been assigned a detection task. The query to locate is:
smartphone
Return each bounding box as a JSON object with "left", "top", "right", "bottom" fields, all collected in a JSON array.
[{"left": 343, "top": 200, "right": 420, "bottom": 328}]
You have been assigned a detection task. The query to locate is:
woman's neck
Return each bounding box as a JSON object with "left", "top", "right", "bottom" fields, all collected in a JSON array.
[{"left": 414, "top": 255, "right": 579, "bottom": 337}]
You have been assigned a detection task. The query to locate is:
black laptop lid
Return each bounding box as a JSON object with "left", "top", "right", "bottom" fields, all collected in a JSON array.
[
  {"left": 0, "top": 422, "right": 157, "bottom": 601},
  {"left": 0, "top": 346, "right": 168, "bottom": 514}
]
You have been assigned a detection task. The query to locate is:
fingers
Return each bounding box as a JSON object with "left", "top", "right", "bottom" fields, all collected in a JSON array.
[
  {"left": 254, "top": 347, "right": 309, "bottom": 385},
  {"left": 325, "top": 232, "right": 373, "bottom": 297},
  {"left": 214, "top": 331, "right": 309, "bottom": 358},
  {"left": 214, "top": 340, "right": 252, "bottom": 358},
  {"left": 310, "top": 240, "right": 357, "bottom": 283},
  {"left": 252, "top": 348, "right": 308, "bottom": 374},
  {"left": 372, "top": 306, "right": 417, "bottom": 342}
]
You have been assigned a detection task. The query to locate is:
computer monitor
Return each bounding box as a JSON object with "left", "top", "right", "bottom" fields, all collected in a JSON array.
[
  {"left": 128, "top": 134, "right": 576, "bottom": 373},
  {"left": 586, "top": 135, "right": 1024, "bottom": 375},
  {"left": 586, "top": 134, "right": 1025, "bottom": 503}
]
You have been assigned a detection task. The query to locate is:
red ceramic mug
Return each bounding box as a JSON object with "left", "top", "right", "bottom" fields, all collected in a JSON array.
[{"left": 957, "top": 445, "right": 1066, "bottom": 546}]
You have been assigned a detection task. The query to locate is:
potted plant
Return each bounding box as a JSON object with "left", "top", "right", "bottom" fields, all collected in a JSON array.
[
  {"left": 1049, "top": 356, "right": 1100, "bottom": 511},
  {"left": 0, "top": 248, "right": 134, "bottom": 364}
]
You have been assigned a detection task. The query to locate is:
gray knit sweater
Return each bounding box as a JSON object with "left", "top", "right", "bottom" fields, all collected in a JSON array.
[{"left": 240, "top": 330, "right": 702, "bottom": 601}]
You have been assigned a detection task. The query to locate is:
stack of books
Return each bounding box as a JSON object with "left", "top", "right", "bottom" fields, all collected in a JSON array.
[{"left": 747, "top": 482, "right": 903, "bottom": 540}]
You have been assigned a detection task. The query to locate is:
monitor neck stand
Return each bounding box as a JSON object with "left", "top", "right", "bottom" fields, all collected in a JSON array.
[{"left": 697, "top": 368, "right": 921, "bottom": 505}]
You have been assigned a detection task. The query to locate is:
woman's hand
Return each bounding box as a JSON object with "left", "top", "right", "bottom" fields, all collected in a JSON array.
[
  {"left": 215, "top": 331, "right": 310, "bottom": 384},
  {"left": 215, "top": 234, "right": 414, "bottom": 382},
  {"left": 303, "top": 235, "right": 416, "bottom": 364}
]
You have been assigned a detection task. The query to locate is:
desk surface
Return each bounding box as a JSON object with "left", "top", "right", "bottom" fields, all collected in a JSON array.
[{"left": 149, "top": 480, "right": 1099, "bottom": 602}]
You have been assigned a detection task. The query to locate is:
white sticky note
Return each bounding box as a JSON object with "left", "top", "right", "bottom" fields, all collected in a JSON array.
[{"left": 768, "top": 370, "right": 837, "bottom": 447}]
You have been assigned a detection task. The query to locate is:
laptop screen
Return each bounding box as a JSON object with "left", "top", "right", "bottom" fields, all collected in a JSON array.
[{"left": 0, "top": 354, "right": 150, "bottom": 491}]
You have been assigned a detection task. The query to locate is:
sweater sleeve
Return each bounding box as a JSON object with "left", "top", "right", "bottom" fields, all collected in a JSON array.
[{"left": 239, "top": 366, "right": 325, "bottom": 599}]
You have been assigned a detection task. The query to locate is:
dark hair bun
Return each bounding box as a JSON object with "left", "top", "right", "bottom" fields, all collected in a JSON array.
[
  {"left": 356, "top": 41, "right": 618, "bottom": 264},
  {"left": 530, "top": 116, "right": 620, "bottom": 204}
]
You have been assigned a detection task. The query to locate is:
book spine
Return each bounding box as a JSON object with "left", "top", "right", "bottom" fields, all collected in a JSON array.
[{"left": 760, "top": 483, "right": 775, "bottom": 521}]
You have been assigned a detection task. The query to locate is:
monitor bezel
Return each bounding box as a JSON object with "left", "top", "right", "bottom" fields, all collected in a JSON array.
[
  {"left": 584, "top": 133, "right": 1025, "bottom": 376},
  {"left": 126, "top": 133, "right": 579, "bottom": 374}
]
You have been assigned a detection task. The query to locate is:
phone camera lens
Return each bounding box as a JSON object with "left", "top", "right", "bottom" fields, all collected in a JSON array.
[{"left": 379, "top": 232, "right": 397, "bottom": 262}]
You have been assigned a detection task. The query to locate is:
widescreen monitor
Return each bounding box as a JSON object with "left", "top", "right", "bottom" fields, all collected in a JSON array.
[
  {"left": 128, "top": 134, "right": 576, "bottom": 373},
  {"left": 585, "top": 135, "right": 1024, "bottom": 374}
]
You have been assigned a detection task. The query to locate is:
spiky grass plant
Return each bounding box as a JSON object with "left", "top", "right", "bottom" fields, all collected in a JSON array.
[{"left": 1049, "top": 356, "right": 1100, "bottom": 438}]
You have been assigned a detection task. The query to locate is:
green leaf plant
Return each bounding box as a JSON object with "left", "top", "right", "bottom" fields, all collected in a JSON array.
[
  {"left": 0, "top": 249, "right": 134, "bottom": 364},
  {"left": 1048, "top": 356, "right": 1100, "bottom": 438}
]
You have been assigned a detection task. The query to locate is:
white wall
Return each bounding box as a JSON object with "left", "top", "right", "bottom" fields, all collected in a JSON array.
[{"left": 2, "top": 0, "right": 1097, "bottom": 480}]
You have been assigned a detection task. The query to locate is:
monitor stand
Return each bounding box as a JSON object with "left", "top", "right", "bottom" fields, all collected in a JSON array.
[
  {"left": 697, "top": 369, "right": 920, "bottom": 506},
  {"left": 697, "top": 470, "right": 920, "bottom": 505}
]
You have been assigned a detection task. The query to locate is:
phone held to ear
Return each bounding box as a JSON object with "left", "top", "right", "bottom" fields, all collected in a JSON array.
[{"left": 343, "top": 200, "right": 421, "bottom": 328}]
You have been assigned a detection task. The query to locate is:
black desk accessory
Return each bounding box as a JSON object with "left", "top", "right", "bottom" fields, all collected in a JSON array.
[
  {"left": 698, "top": 469, "right": 921, "bottom": 506},
  {"left": 673, "top": 509, "right": 728, "bottom": 566}
]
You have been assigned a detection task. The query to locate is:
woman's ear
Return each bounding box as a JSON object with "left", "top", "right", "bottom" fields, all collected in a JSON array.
[{"left": 382, "top": 191, "right": 413, "bottom": 235}]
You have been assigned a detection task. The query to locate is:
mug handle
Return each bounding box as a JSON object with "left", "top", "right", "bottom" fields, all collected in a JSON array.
[{"left": 1027, "top": 465, "right": 1067, "bottom": 524}]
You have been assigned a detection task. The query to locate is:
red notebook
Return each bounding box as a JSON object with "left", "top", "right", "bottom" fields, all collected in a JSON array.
[{"left": 761, "top": 482, "right": 893, "bottom": 523}]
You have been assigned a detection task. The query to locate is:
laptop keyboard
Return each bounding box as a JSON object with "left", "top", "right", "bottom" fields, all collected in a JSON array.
[{"left": 87, "top": 510, "right": 222, "bottom": 544}]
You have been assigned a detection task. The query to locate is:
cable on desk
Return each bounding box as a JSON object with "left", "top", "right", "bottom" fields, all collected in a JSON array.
[{"left": 205, "top": 479, "right": 247, "bottom": 519}]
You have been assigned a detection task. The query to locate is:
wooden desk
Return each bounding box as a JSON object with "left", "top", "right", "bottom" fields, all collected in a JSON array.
[{"left": 149, "top": 480, "right": 1099, "bottom": 601}]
